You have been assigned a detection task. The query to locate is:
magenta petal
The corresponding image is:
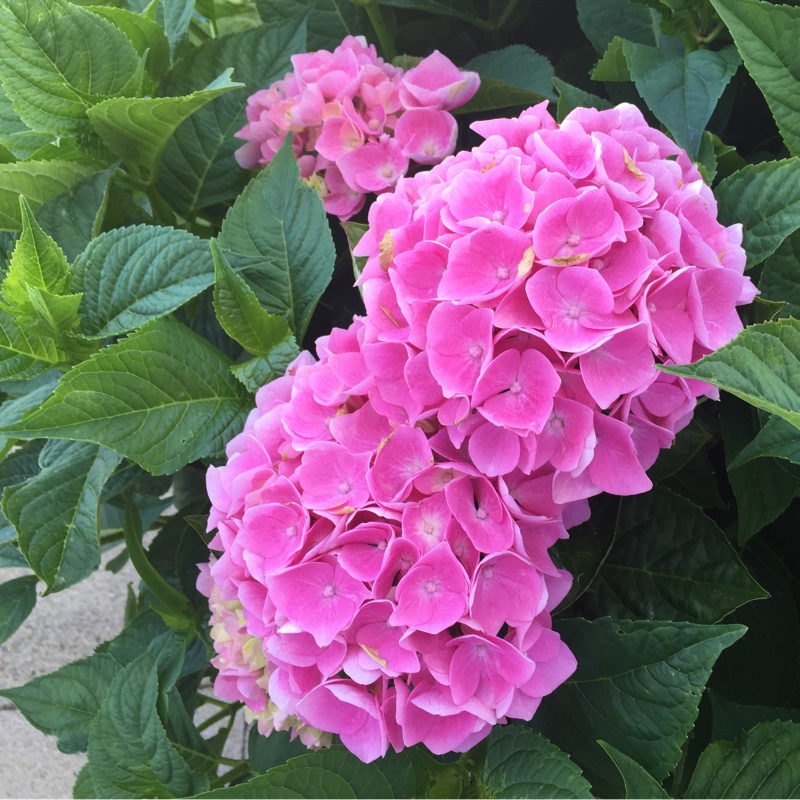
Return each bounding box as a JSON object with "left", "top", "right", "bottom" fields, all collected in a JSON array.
[
  {"left": 369, "top": 426, "right": 433, "bottom": 503},
  {"left": 402, "top": 683, "right": 478, "bottom": 753},
  {"left": 468, "top": 421, "right": 520, "bottom": 477},
  {"left": 445, "top": 476, "right": 515, "bottom": 554},
  {"left": 587, "top": 412, "right": 652, "bottom": 496}
]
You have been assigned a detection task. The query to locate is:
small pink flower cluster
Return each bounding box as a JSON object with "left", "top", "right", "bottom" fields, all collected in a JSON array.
[
  {"left": 202, "top": 101, "right": 756, "bottom": 762},
  {"left": 233, "top": 36, "right": 479, "bottom": 219}
]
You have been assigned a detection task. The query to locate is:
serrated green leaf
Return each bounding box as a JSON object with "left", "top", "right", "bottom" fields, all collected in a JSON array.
[
  {"left": 0, "top": 306, "right": 65, "bottom": 379},
  {"left": 86, "top": 5, "right": 170, "bottom": 81},
  {"left": 621, "top": 42, "right": 740, "bottom": 158},
  {"left": 247, "top": 727, "right": 309, "bottom": 774},
  {"left": 709, "top": 690, "right": 800, "bottom": 742},
  {"left": 0, "top": 159, "right": 94, "bottom": 231},
  {"left": 87, "top": 636, "right": 208, "bottom": 798},
  {"left": 0, "top": 652, "right": 120, "bottom": 752},
  {"left": 87, "top": 71, "right": 243, "bottom": 185},
  {"left": 3, "top": 441, "right": 121, "bottom": 593},
  {"left": 584, "top": 486, "right": 766, "bottom": 623},
  {"left": 36, "top": 167, "right": 114, "bottom": 262},
  {"left": 72, "top": 764, "right": 96, "bottom": 799},
  {"left": 478, "top": 727, "right": 593, "bottom": 799},
  {"left": 219, "top": 138, "right": 335, "bottom": 342},
  {"left": 591, "top": 37, "right": 631, "bottom": 82},
  {"left": 0, "top": 0, "right": 142, "bottom": 136},
  {"left": 598, "top": 742, "right": 668, "bottom": 800},
  {"left": 0, "top": 377, "right": 58, "bottom": 452},
  {"left": 230, "top": 346, "right": 300, "bottom": 393},
  {"left": 376, "top": 0, "right": 476, "bottom": 21},
  {"left": 255, "top": 0, "right": 368, "bottom": 51},
  {"left": 0, "top": 86, "right": 53, "bottom": 160},
  {"left": 759, "top": 229, "right": 800, "bottom": 317},
  {"left": 710, "top": 0, "right": 800, "bottom": 156},
  {"left": 154, "top": 0, "right": 195, "bottom": 57},
  {"left": 212, "top": 239, "right": 297, "bottom": 360},
  {"left": 686, "top": 720, "right": 800, "bottom": 798},
  {"left": 72, "top": 224, "right": 215, "bottom": 338},
  {"left": 554, "top": 78, "right": 612, "bottom": 121},
  {"left": 0, "top": 574, "right": 37, "bottom": 645},
  {"left": 540, "top": 618, "right": 746, "bottom": 792},
  {"left": 576, "top": 0, "right": 660, "bottom": 53},
  {"left": 730, "top": 414, "right": 800, "bottom": 467},
  {"left": 663, "top": 319, "right": 800, "bottom": 431},
  {"left": 457, "top": 46, "right": 555, "bottom": 114},
  {"left": 158, "top": 20, "right": 306, "bottom": 219},
  {"left": 716, "top": 158, "right": 800, "bottom": 269},
  {"left": 0, "top": 318, "right": 251, "bottom": 474},
  {"left": 648, "top": 418, "right": 712, "bottom": 482}
]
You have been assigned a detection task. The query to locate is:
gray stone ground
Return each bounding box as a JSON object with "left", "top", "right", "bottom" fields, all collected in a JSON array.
[{"left": 0, "top": 548, "right": 245, "bottom": 799}]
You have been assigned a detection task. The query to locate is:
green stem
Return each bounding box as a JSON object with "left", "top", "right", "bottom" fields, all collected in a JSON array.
[
  {"left": 197, "top": 704, "right": 240, "bottom": 733},
  {"left": 363, "top": 1, "right": 397, "bottom": 61},
  {"left": 210, "top": 761, "right": 252, "bottom": 790},
  {"left": 123, "top": 502, "right": 193, "bottom": 620},
  {"left": 699, "top": 20, "right": 725, "bottom": 45},
  {"left": 496, "top": 0, "right": 521, "bottom": 29}
]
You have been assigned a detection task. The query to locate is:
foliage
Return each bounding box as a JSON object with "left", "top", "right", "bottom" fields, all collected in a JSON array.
[{"left": 0, "top": 0, "right": 799, "bottom": 797}]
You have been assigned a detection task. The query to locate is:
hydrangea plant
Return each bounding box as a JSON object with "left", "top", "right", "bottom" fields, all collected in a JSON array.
[{"left": 0, "top": 0, "right": 800, "bottom": 798}]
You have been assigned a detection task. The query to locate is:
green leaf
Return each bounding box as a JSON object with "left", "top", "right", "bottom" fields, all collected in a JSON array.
[
  {"left": 219, "top": 137, "right": 335, "bottom": 342},
  {"left": 72, "top": 224, "right": 215, "bottom": 338},
  {"left": 686, "top": 720, "right": 800, "bottom": 798},
  {"left": 341, "top": 220, "right": 368, "bottom": 287},
  {"left": 3, "top": 441, "right": 121, "bottom": 593},
  {"left": 759, "top": 229, "right": 800, "bottom": 317},
  {"left": 621, "top": 42, "right": 740, "bottom": 159},
  {"left": 154, "top": 0, "right": 195, "bottom": 58},
  {"left": 584, "top": 486, "right": 766, "bottom": 623},
  {"left": 0, "top": 159, "right": 95, "bottom": 231},
  {"left": 212, "top": 239, "right": 298, "bottom": 361},
  {"left": 247, "top": 727, "right": 309, "bottom": 774},
  {"left": 730, "top": 414, "right": 800, "bottom": 467},
  {"left": 87, "top": 71, "right": 243, "bottom": 185},
  {"left": 0, "top": 574, "right": 37, "bottom": 645},
  {"left": 0, "top": 440, "right": 47, "bottom": 536},
  {"left": 0, "top": 0, "right": 142, "bottom": 136},
  {"left": 576, "top": 0, "right": 660, "bottom": 53},
  {"left": 35, "top": 167, "right": 114, "bottom": 262},
  {"left": 73, "top": 764, "right": 96, "bottom": 799},
  {"left": 0, "top": 86, "right": 53, "bottom": 160},
  {"left": 376, "top": 0, "right": 477, "bottom": 21},
  {"left": 597, "top": 742, "right": 668, "bottom": 800},
  {"left": 591, "top": 37, "right": 631, "bottom": 82},
  {"left": 86, "top": 5, "right": 171, "bottom": 82},
  {"left": 230, "top": 346, "right": 300, "bottom": 393},
  {"left": 255, "top": 0, "right": 368, "bottom": 51},
  {"left": 553, "top": 79, "right": 612, "bottom": 122},
  {"left": 663, "top": 319, "right": 800, "bottom": 432},
  {"left": 0, "top": 318, "right": 251, "bottom": 474},
  {"left": 477, "top": 726, "right": 593, "bottom": 799},
  {"left": 710, "top": 0, "right": 800, "bottom": 156},
  {"left": 540, "top": 618, "right": 746, "bottom": 792},
  {"left": 0, "top": 652, "right": 120, "bottom": 752},
  {"left": 648, "top": 418, "right": 712, "bottom": 482},
  {"left": 0, "top": 306, "right": 65, "bottom": 379},
  {"left": 458, "top": 46, "right": 555, "bottom": 114},
  {"left": 158, "top": 20, "right": 306, "bottom": 218},
  {"left": 87, "top": 637, "right": 209, "bottom": 798},
  {"left": 716, "top": 158, "right": 800, "bottom": 269},
  {"left": 709, "top": 690, "right": 800, "bottom": 742}
]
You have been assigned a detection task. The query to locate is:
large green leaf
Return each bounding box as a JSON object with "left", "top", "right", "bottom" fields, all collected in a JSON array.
[
  {"left": 36, "top": 167, "right": 114, "bottom": 262},
  {"left": 158, "top": 20, "right": 306, "bottom": 218},
  {"left": 255, "top": 0, "right": 368, "bottom": 51},
  {"left": 0, "top": 306, "right": 65, "bottom": 379},
  {"left": 219, "top": 138, "right": 335, "bottom": 342},
  {"left": 686, "top": 720, "right": 800, "bottom": 798},
  {"left": 230, "top": 346, "right": 301, "bottom": 393},
  {"left": 457, "top": 45, "right": 555, "bottom": 114},
  {"left": 709, "top": 690, "right": 800, "bottom": 742},
  {"left": 477, "top": 727, "right": 593, "bottom": 799},
  {"left": 710, "top": 0, "right": 800, "bottom": 156},
  {"left": 584, "top": 487, "right": 766, "bottom": 622},
  {"left": 716, "top": 159, "right": 800, "bottom": 269},
  {"left": 87, "top": 71, "right": 243, "bottom": 185},
  {"left": 0, "top": 160, "right": 95, "bottom": 231},
  {"left": 0, "top": 0, "right": 142, "bottom": 136},
  {"left": 554, "top": 78, "right": 612, "bottom": 121},
  {"left": 576, "top": 0, "right": 660, "bottom": 53},
  {"left": 731, "top": 414, "right": 800, "bottom": 467},
  {"left": 540, "top": 618, "right": 746, "bottom": 792},
  {"left": 664, "top": 319, "right": 800, "bottom": 432},
  {"left": 621, "top": 42, "right": 740, "bottom": 159},
  {"left": 87, "top": 636, "right": 208, "bottom": 798},
  {"left": 0, "top": 374, "right": 59, "bottom": 453},
  {"left": 0, "top": 574, "right": 37, "bottom": 645},
  {"left": 0, "top": 318, "right": 251, "bottom": 474},
  {"left": 759, "top": 229, "right": 800, "bottom": 317},
  {"left": 0, "top": 653, "right": 120, "bottom": 752},
  {"left": 72, "top": 224, "right": 215, "bottom": 338},
  {"left": 3, "top": 441, "right": 121, "bottom": 593},
  {"left": 598, "top": 742, "right": 667, "bottom": 799}
]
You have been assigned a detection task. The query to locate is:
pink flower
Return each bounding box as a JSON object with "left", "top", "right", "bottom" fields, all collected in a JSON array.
[{"left": 399, "top": 51, "right": 480, "bottom": 110}]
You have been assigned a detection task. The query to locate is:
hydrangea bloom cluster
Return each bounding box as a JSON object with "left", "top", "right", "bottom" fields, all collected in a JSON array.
[
  {"left": 202, "top": 101, "right": 756, "bottom": 762},
  {"left": 233, "top": 36, "right": 479, "bottom": 219}
]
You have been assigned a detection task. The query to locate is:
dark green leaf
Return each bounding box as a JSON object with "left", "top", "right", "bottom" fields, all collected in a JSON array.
[
  {"left": 376, "top": 0, "right": 476, "bottom": 22},
  {"left": 219, "top": 138, "right": 335, "bottom": 342},
  {"left": 0, "top": 318, "right": 252, "bottom": 475},
  {"left": 709, "top": 690, "right": 800, "bottom": 742},
  {"left": 648, "top": 418, "right": 712, "bottom": 482},
  {"left": 598, "top": 741, "right": 667, "bottom": 799},
  {"left": 591, "top": 37, "right": 630, "bottom": 82},
  {"left": 3, "top": 441, "right": 121, "bottom": 593},
  {"left": 584, "top": 487, "right": 766, "bottom": 623},
  {"left": 230, "top": 346, "right": 301, "bottom": 393},
  {"left": 759, "top": 229, "right": 800, "bottom": 317},
  {"left": 0, "top": 652, "right": 120, "bottom": 752},
  {"left": 716, "top": 158, "right": 800, "bottom": 269},
  {"left": 731, "top": 414, "right": 800, "bottom": 467},
  {"left": 255, "top": 0, "right": 368, "bottom": 51},
  {"left": 478, "top": 726, "right": 593, "bottom": 799},
  {"left": 576, "top": 0, "right": 660, "bottom": 53},
  {"left": 73, "top": 224, "right": 215, "bottom": 338},
  {"left": 540, "top": 618, "right": 746, "bottom": 792},
  {"left": 248, "top": 726, "right": 309, "bottom": 774},
  {"left": 0, "top": 574, "right": 37, "bottom": 645},
  {"left": 686, "top": 720, "right": 800, "bottom": 798},
  {"left": 553, "top": 78, "right": 612, "bottom": 121}
]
